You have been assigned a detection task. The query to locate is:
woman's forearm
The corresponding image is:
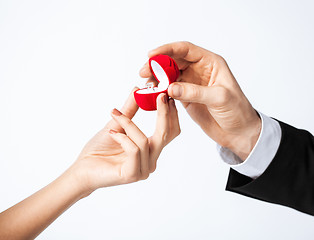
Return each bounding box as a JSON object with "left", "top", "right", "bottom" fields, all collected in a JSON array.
[
  {"left": 0, "top": 89, "right": 179, "bottom": 239},
  {"left": 0, "top": 168, "right": 85, "bottom": 240}
]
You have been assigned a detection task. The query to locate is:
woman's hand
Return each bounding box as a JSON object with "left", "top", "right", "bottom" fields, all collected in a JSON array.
[
  {"left": 0, "top": 88, "right": 180, "bottom": 240},
  {"left": 140, "top": 42, "right": 261, "bottom": 160},
  {"left": 71, "top": 88, "right": 181, "bottom": 195}
]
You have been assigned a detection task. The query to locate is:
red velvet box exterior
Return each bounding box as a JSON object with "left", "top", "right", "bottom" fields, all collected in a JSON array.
[{"left": 134, "top": 55, "right": 180, "bottom": 111}]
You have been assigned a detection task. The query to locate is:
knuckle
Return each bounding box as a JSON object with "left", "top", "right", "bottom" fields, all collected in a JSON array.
[
  {"left": 177, "top": 41, "right": 190, "bottom": 48},
  {"left": 175, "top": 41, "right": 191, "bottom": 55},
  {"left": 138, "top": 137, "right": 149, "bottom": 149},
  {"left": 149, "top": 163, "right": 157, "bottom": 173},
  {"left": 168, "top": 128, "right": 180, "bottom": 142},
  {"left": 142, "top": 137, "right": 149, "bottom": 145},
  {"left": 124, "top": 118, "right": 133, "bottom": 127},
  {"left": 215, "top": 54, "right": 225, "bottom": 62},
  {"left": 141, "top": 172, "right": 150, "bottom": 180},
  {"left": 130, "top": 145, "right": 140, "bottom": 155},
  {"left": 215, "top": 54, "right": 228, "bottom": 67},
  {"left": 125, "top": 171, "right": 140, "bottom": 183},
  {"left": 189, "top": 86, "right": 201, "bottom": 100},
  {"left": 175, "top": 127, "right": 181, "bottom": 137}
]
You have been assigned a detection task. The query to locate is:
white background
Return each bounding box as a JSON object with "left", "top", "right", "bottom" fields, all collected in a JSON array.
[{"left": 1, "top": 0, "right": 314, "bottom": 239}]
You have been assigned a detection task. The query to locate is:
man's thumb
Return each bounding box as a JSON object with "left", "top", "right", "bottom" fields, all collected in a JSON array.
[{"left": 168, "top": 82, "right": 211, "bottom": 105}]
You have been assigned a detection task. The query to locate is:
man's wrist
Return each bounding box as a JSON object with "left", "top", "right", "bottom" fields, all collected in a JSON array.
[
  {"left": 218, "top": 112, "right": 282, "bottom": 179},
  {"left": 226, "top": 111, "right": 262, "bottom": 161}
]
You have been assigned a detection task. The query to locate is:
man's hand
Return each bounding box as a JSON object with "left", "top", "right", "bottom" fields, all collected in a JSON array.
[{"left": 140, "top": 41, "right": 261, "bottom": 160}]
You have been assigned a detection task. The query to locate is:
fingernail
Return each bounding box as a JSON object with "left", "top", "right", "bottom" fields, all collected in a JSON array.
[
  {"left": 171, "top": 84, "right": 182, "bottom": 98},
  {"left": 109, "top": 129, "right": 118, "bottom": 134},
  {"left": 162, "top": 94, "right": 168, "bottom": 104},
  {"left": 112, "top": 108, "right": 122, "bottom": 116},
  {"left": 169, "top": 98, "right": 175, "bottom": 106}
]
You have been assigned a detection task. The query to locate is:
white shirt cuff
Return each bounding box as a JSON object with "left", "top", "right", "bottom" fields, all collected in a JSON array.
[{"left": 217, "top": 112, "right": 282, "bottom": 179}]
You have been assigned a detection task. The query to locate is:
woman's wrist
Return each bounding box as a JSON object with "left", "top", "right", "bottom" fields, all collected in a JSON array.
[{"left": 62, "top": 164, "right": 96, "bottom": 200}]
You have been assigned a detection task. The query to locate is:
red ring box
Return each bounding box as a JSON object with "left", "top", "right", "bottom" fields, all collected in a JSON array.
[{"left": 134, "top": 55, "right": 180, "bottom": 111}]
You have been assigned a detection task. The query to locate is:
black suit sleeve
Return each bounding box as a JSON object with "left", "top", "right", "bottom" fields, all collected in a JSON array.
[{"left": 226, "top": 120, "right": 314, "bottom": 215}]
